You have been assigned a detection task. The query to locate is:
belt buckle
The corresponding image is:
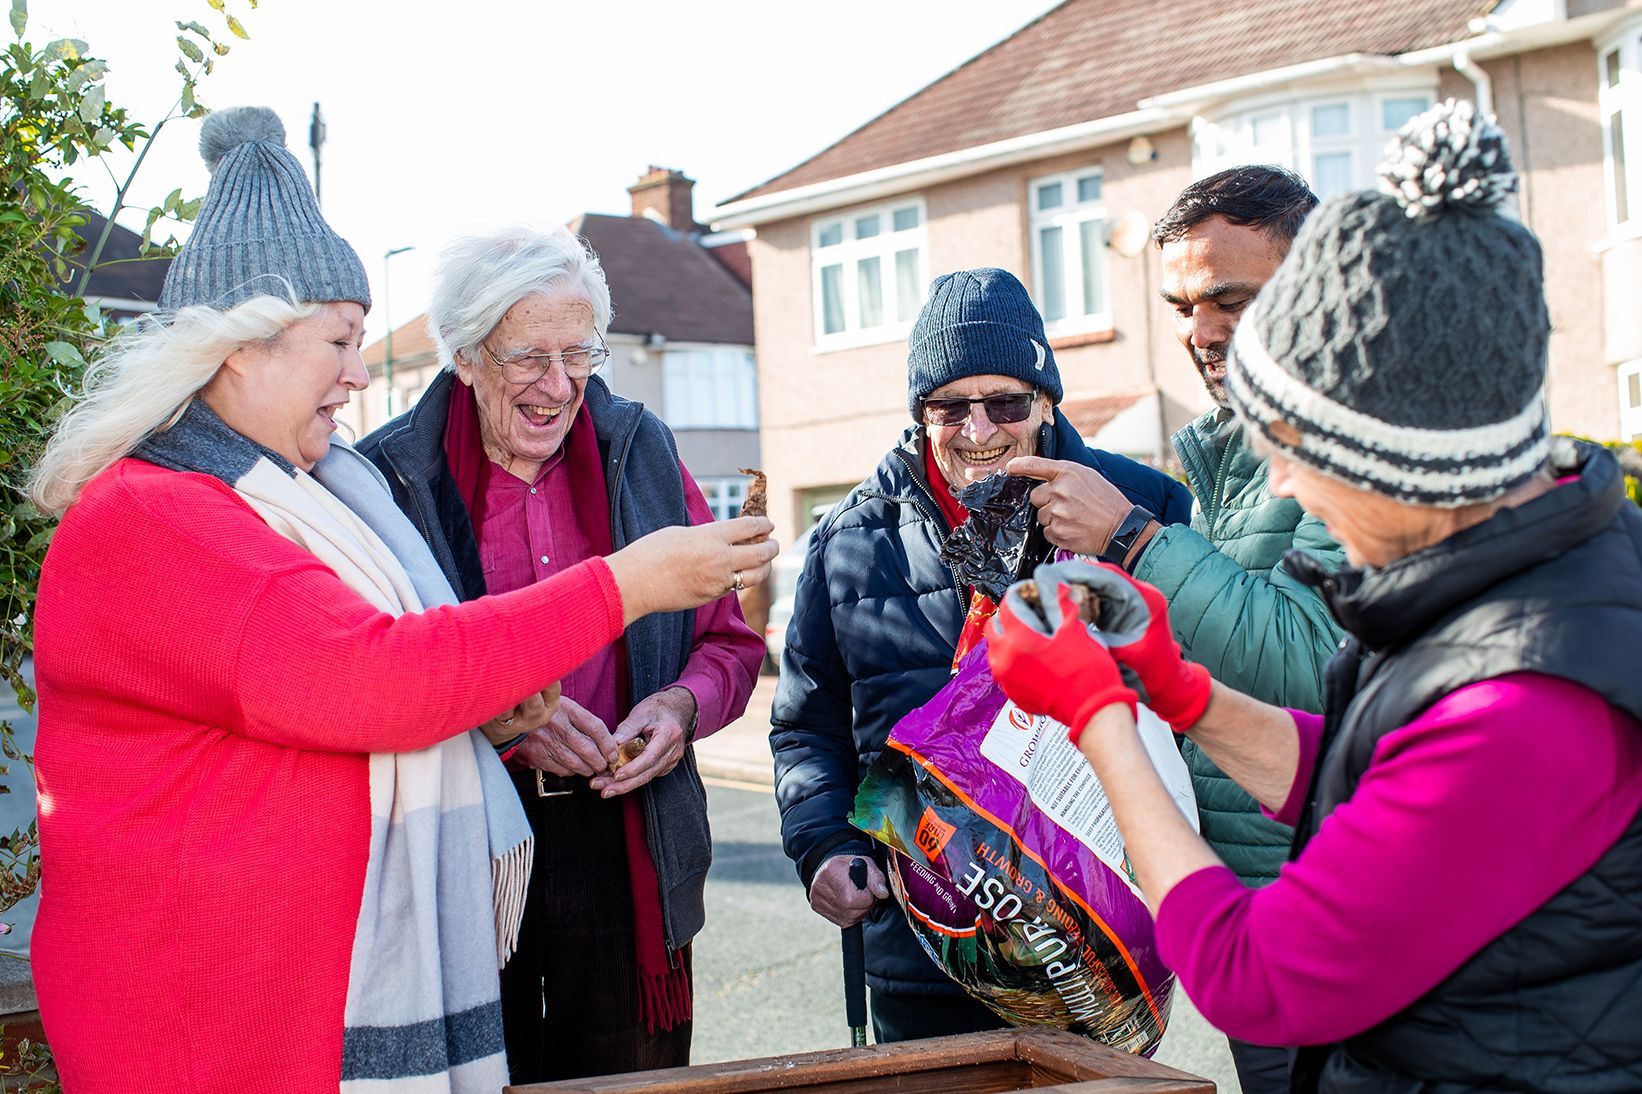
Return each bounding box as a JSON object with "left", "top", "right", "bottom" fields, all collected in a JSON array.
[{"left": 535, "top": 770, "right": 575, "bottom": 798}]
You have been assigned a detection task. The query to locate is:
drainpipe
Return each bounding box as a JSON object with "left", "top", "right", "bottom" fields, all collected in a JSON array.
[{"left": 1453, "top": 48, "right": 1494, "bottom": 118}]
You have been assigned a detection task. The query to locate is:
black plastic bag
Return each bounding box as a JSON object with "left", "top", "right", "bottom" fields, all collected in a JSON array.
[{"left": 938, "top": 473, "right": 1047, "bottom": 601}]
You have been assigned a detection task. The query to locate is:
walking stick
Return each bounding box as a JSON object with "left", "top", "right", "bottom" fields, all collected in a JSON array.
[{"left": 842, "top": 856, "right": 869, "bottom": 1047}]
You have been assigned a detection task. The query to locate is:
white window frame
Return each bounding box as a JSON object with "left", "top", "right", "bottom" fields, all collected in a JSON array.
[
  {"left": 1192, "top": 81, "right": 1437, "bottom": 200},
  {"left": 660, "top": 344, "right": 758, "bottom": 430},
  {"left": 1600, "top": 22, "right": 1642, "bottom": 232},
  {"left": 1620, "top": 359, "right": 1642, "bottom": 441},
  {"left": 1027, "top": 167, "right": 1112, "bottom": 335},
  {"left": 810, "top": 197, "right": 927, "bottom": 351},
  {"left": 698, "top": 477, "right": 751, "bottom": 522}
]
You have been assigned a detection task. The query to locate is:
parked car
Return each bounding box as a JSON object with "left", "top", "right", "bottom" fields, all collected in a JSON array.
[{"left": 763, "top": 520, "right": 815, "bottom": 666}]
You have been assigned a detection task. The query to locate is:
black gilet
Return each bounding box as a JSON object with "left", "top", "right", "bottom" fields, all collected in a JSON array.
[{"left": 1286, "top": 442, "right": 1642, "bottom": 1093}]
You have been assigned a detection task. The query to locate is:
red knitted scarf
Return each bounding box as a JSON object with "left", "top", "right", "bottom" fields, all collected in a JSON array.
[
  {"left": 922, "top": 437, "right": 969, "bottom": 530},
  {"left": 444, "top": 380, "right": 691, "bottom": 1034}
]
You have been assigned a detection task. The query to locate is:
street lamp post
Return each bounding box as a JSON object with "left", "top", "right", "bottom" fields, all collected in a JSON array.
[{"left": 382, "top": 245, "right": 415, "bottom": 422}]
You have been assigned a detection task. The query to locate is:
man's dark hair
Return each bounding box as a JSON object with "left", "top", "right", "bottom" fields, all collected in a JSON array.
[{"left": 1151, "top": 165, "right": 1319, "bottom": 249}]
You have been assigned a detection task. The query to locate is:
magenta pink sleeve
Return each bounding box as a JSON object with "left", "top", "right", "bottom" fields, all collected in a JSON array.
[
  {"left": 1156, "top": 674, "right": 1642, "bottom": 1046},
  {"left": 1265, "top": 710, "right": 1325, "bottom": 826},
  {"left": 668, "top": 463, "right": 764, "bottom": 740}
]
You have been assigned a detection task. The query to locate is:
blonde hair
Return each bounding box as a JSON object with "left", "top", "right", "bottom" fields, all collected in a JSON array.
[{"left": 28, "top": 293, "right": 318, "bottom": 515}]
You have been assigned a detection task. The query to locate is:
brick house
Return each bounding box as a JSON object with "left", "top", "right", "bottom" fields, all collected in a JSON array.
[{"left": 711, "top": 0, "right": 1642, "bottom": 543}]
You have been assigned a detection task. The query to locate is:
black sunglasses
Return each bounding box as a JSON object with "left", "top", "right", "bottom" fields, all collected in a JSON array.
[{"left": 920, "top": 392, "right": 1036, "bottom": 427}]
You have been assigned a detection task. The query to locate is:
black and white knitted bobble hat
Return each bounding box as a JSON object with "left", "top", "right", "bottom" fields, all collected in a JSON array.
[
  {"left": 160, "top": 106, "right": 371, "bottom": 313},
  {"left": 1226, "top": 99, "right": 1549, "bottom": 507}
]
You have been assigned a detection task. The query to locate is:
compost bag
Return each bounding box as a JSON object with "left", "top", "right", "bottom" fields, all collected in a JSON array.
[{"left": 852, "top": 562, "right": 1196, "bottom": 1055}]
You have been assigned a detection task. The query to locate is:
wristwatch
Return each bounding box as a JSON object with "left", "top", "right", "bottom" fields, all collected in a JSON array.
[{"left": 1099, "top": 505, "right": 1157, "bottom": 570}]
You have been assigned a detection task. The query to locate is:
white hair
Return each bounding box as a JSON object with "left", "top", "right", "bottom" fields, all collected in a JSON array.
[
  {"left": 28, "top": 293, "right": 318, "bottom": 515},
  {"left": 427, "top": 225, "right": 613, "bottom": 372}
]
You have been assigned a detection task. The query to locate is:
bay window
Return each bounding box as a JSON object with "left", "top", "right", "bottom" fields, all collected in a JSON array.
[
  {"left": 1193, "top": 86, "right": 1436, "bottom": 200},
  {"left": 661, "top": 346, "right": 758, "bottom": 430},
  {"left": 1601, "top": 27, "right": 1641, "bottom": 229}
]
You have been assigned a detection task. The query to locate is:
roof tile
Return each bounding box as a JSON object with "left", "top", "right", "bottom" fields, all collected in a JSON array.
[{"left": 734, "top": 0, "right": 1489, "bottom": 201}]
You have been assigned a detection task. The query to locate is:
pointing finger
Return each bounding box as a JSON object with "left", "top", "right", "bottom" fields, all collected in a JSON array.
[{"left": 1007, "top": 455, "right": 1064, "bottom": 481}]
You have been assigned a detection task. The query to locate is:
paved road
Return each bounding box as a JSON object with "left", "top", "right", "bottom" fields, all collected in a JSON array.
[{"left": 691, "top": 778, "right": 1239, "bottom": 1090}]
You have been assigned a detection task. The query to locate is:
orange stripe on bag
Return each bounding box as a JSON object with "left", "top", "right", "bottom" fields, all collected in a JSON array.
[{"left": 887, "top": 737, "right": 1166, "bottom": 1033}]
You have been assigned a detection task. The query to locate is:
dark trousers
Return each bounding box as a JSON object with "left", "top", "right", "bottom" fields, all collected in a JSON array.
[
  {"left": 869, "top": 988, "right": 1008, "bottom": 1043},
  {"left": 499, "top": 776, "right": 692, "bottom": 1083},
  {"left": 1228, "top": 1036, "right": 1293, "bottom": 1094}
]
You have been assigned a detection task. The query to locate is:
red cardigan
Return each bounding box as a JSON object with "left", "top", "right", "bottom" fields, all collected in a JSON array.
[{"left": 30, "top": 459, "right": 624, "bottom": 1093}]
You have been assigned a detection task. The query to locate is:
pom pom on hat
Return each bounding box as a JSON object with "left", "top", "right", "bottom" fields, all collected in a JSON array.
[
  {"left": 199, "top": 105, "right": 288, "bottom": 171},
  {"left": 1225, "top": 97, "right": 1549, "bottom": 508},
  {"left": 1377, "top": 98, "right": 1517, "bottom": 219},
  {"left": 160, "top": 103, "right": 370, "bottom": 312}
]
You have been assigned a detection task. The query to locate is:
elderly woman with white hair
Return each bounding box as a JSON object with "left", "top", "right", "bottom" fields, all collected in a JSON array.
[
  {"left": 26, "top": 109, "right": 774, "bottom": 1094},
  {"left": 359, "top": 225, "right": 765, "bottom": 1082}
]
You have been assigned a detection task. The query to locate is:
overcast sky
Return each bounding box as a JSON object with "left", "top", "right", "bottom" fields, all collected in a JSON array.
[{"left": 38, "top": 0, "right": 1062, "bottom": 344}]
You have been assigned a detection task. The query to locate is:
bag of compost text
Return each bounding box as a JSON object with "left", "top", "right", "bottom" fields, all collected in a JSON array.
[{"left": 852, "top": 564, "right": 1197, "bottom": 1055}]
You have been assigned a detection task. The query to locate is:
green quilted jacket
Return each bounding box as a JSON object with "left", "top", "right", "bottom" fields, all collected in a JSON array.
[{"left": 1131, "top": 411, "right": 1345, "bottom": 885}]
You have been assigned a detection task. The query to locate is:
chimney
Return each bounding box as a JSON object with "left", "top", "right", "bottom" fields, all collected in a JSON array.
[{"left": 627, "top": 166, "right": 698, "bottom": 231}]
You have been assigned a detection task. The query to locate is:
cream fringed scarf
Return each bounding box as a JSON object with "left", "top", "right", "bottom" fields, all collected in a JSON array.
[{"left": 138, "top": 402, "right": 531, "bottom": 1093}]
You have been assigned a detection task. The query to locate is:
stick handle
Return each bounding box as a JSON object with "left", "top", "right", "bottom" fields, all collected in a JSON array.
[{"left": 842, "top": 857, "right": 870, "bottom": 1042}]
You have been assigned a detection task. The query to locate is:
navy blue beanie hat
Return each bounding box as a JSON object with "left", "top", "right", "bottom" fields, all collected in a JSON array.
[{"left": 906, "top": 267, "right": 1062, "bottom": 418}]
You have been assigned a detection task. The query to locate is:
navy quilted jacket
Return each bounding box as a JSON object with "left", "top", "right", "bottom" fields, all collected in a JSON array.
[{"left": 770, "top": 410, "right": 1192, "bottom": 994}]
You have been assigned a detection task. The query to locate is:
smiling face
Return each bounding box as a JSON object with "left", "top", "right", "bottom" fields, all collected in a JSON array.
[
  {"left": 1159, "top": 216, "right": 1287, "bottom": 407},
  {"left": 923, "top": 375, "right": 1050, "bottom": 495},
  {"left": 455, "top": 288, "right": 596, "bottom": 481},
  {"left": 209, "top": 301, "right": 367, "bottom": 471}
]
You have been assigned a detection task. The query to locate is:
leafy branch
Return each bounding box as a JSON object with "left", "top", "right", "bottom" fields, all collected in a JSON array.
[{"left": 0, "top": 0, "right": 260, "bottom": 937}]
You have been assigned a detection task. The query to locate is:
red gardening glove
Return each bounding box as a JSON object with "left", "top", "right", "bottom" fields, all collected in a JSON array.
[
  {"left": 1096, "top": 563, "right": 1212, "bottom": 733},
  {"left": 986, "top": 585, "right": 1137, "bottom": 746}
]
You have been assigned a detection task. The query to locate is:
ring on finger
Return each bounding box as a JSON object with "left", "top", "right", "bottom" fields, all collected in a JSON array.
[{"left": 731, "top": 569, "right": 745, "bottom": 592}]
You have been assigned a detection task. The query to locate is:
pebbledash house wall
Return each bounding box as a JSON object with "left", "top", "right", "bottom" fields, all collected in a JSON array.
[
  {"left": 1454, "top": 42, "right": 1619, "bottom": 442},
  {"left": 748, "top": 38, "right": 1635, "bottom": 546},
  {"left": 749, "top": 129, "right": 1205, "bottom": 544}
]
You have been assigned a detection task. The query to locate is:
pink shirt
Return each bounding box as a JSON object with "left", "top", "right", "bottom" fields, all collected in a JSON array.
[
  {"left": 478, "top": 450, "right": 762, "bottom": 735},
  {"left": 1156, "top": 673, "right": 1642, "bottom": 1046}
]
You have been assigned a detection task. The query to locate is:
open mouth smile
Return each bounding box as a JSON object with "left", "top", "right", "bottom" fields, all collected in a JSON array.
[
  {"left": 956, "top": 445, "right": 1011, "bottom": 466},
  {"left": 518, "top": 403, "right": 567, "bottom": 428}
]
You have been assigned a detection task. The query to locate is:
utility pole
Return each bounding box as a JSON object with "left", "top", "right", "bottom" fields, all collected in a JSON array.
[
  {"left": 309, "top": 102, "right": 326, "bottom": 207},
  {"left": 383, "top": 246, "right": 415, "bottom": 421}
]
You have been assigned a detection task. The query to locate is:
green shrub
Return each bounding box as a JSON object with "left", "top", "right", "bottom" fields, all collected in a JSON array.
[{"left": 0, "top": 0, "right": 256, "bottom": 933}]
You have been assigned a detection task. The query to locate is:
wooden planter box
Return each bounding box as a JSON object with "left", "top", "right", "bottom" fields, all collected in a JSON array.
[{"left": 507, "top": 1027, "right": 1215, "bottom": 1093}]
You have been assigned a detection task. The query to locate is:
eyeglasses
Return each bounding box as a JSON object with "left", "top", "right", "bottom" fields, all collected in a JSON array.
[
  {"left": 480, "top": 338, "right": 609, "bottom": 384},
  {"left": 920, "top": 392, "right": 1036, "bottom": 427}
]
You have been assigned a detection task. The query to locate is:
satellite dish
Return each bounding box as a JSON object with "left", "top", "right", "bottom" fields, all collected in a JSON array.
[{"left": 1106, "top": 210, "right": 1152, "bottom": 258}]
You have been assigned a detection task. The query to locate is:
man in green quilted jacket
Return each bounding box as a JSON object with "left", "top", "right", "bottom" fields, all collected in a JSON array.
[{"left": 1009, "top": 165, "right": 1341, "bottom": 1094}]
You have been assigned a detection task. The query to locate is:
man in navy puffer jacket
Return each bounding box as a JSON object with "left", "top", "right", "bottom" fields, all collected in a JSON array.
[{"left": 770, "top": 268, "right": 1192, "bottom": 1042}]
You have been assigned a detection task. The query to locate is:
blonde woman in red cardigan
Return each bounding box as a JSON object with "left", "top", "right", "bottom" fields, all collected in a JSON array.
[{"left": 24, "top": 108, "right": 774, "bottom": 1094}]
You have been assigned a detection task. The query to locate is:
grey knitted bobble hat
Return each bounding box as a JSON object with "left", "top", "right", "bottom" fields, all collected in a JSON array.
[
  {"left": 1226, "top": 99, "right": 1549, "bottom": 507},
  {"left": 907, "top": 267, "right": 1062, "bottom": 418},
  {"left": 159, "top": 106, "right": 371, "bottom": 313}
]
